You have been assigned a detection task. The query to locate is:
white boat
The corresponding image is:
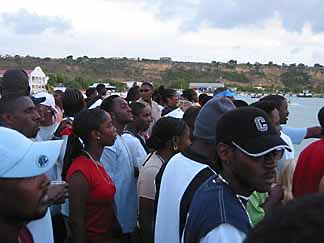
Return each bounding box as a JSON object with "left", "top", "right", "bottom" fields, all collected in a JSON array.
[{"left": 297, "top": 90, "right": 312, "bottom": 97}]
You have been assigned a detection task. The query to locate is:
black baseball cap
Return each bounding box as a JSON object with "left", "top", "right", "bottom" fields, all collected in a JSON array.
[
  {"left": 216, "top": 107, "right": 291, "bottom": 157},
  {"left": 30, "top": 96, "right": 46, "bottom": 105}
]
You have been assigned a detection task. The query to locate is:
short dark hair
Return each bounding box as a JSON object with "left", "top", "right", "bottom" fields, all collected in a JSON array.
[
  {"left": 85, "top": 87, "right": 97, "bottom": 98},
  {"left": 100, "top": 95, "right": 120, "bottom": 113},
  {"left": 214, "top": 87, "right": 227, "bottom": 95},
  {"left": 318, "top": 106, "right": 324, "bottom": 128},
  {"left": 198, "top": 93, "right": 212, "bottom": 107},
  {"left": 233, "top": 99, "right": 248, "bottom": 108},
  {"left": 0, "top": 69, "right": 30, "bottom": 98},
  {"left": 183, "top": 106, "right": 201, "bottom": 130},
  {"left": 259, "top": 95, "right": 286, "bottom": 111},
  {"left": 183, "top": 106, "right": 201, "bottom": 140},
  {"left": 126, "top": 86, "right": 140, "bottom": 103},
  {"left": 147, "top": 117, "right": 187, "bottom": 150},
  {"left": 160, "top": 87, "right": 176, "bottom": 103},
  {"left": 250, "top": 100, "right": 277, "bottom": 117},
  {"left": 129, "top": 102, "right": 146, "bottom": 117},
  {"left": 244, "top": 194, "right": 324, "bottom": 243},
  {"left": 62, "top": 88, "right": 85, "bottom": 117},
  {"left": 141, "top": 82, "right": 153, "bottom": 89},
  {"left": 182, "top": 89, "right": 196, "bottom": 102},
  {"left": 96, "top": 83, "right": 106, "bottom": 93},
  {"left": 54, "top": 89, "right": 64, "bottom": 96}
]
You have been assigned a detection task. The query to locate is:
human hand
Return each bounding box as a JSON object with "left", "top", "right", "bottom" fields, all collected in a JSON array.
[
  {"left": 48, "top": 181, "right": 69, "bottom": 205},
  {"left": 262, "top": 184, "right": 284, "bottom": 214}
]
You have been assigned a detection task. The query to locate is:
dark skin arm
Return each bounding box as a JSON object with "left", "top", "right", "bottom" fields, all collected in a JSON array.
[
  {"left": 139, "top": 197, "right": 155, "bottom": 243},
  {"left": 68, "top": 172, "right": 89, "bottom": 243},
  {"left": 262, "top": 184, "right": 284, "bottom": 214},
  {"left": 305, "top": 126, "right": 322, "bottom": 139}
]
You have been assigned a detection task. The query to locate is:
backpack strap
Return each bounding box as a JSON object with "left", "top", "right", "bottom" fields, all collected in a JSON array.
[{"left": 179, "top": 167, "right": 215, "bottom": 239}]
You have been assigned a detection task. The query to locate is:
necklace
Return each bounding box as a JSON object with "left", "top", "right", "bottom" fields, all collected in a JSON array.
[
  {"left": 217, "top": 174, "right": 253, "bottom": 226},
  {"left": 82, "top": 150, "right": 101, "bottom": 167},
  {"left": 82, "top": 150, "right": 110, "bottom": 184}
]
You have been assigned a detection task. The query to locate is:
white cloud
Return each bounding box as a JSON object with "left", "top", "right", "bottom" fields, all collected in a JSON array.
[
  {"left": 1, "top": 9, "right": 71, "bottom": 34},
  {"left": 0, "top": 0, "right": 323, "bottom": 65}
]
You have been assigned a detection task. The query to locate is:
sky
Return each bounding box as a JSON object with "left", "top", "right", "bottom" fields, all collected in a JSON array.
[{"left": 1, "top": 0, "right": 324, "bottom": 65}]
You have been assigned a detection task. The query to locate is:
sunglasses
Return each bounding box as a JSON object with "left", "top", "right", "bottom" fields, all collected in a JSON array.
[{"left": 232, "top": 142, "right": 284, "bottom": 162}]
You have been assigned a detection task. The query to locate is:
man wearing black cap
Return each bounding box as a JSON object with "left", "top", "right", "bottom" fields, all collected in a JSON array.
[{"left": 182, "top": 107, "right": 290, "bottom": 243}]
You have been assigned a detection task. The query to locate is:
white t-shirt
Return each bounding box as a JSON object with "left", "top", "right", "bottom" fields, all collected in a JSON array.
[
  {"left": 277, "top": 131, "right": 295, "bottom": 172},
  {"left": 154, "top": 153, "right": 208, "bottom": 243},
  {"left": 27, "top": 209, "right": 54, "bottom": 243},
  {"left": 199, "top": 224, "right": 246, "bottom": 243},
  {"left": 164, "top": 107, "right": 184, "bottom": 118},
  {"left": 88, "top": 98, "right": 103, "bottom": 109},
  {"left": 35, "top": 123, "right": 59, "bottom": 141},
  {"left": 122, "top": 133, "right": 147, "bottom": 168}
]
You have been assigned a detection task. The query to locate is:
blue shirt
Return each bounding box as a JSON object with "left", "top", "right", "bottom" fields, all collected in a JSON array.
[
  {"left": 281, "top": 126, "right": 307, "bottom": 145},
  {"left": 101, "top": 135, "right": 138, "bottom": 233},
  {"left": 183, "top": 175, "right": 251, "bottom": 243}
]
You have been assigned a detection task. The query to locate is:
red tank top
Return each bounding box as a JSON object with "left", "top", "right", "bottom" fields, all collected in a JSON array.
[{"left": 67, "top": 156, "right": 117, "bottom": 243}]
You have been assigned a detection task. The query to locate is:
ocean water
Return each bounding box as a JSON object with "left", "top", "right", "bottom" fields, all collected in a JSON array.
[{"left": 237, "top": 95, "right": 324, "bottom": 157}]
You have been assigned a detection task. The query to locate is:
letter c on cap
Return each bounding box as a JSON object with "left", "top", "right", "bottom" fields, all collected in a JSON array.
[{"left": 254, "top": 116, "right": 268, "bottom": 132}]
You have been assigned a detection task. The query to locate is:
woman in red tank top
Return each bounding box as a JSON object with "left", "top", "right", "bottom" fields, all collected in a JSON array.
[{"left": 63, "top": 108, "right": 120, "bottom": 243}]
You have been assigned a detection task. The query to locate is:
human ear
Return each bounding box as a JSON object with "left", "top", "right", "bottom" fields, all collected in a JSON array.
[
  {"left": 90, "top": 130, "right": 101, "bottom": 141},
  {"left": 0, "top": 113, "right": 14, "bottom": 126},
  {"left": 217, "top": 143, "right": 233, "bottom": 163},
  {"left": 172, "top": 136, "right": 181, "bottom": 151}
]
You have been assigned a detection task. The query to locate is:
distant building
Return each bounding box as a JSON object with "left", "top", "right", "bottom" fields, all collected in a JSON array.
[
  {"left": 29, "top": 67, "right": 49, "bottom": 93},
  {"left": 160, "top": 57, "right": 172, "bottom": 62},
  {"left": 0, "top": 66, "right": 49, "bottom": 94},
  {"left": 189, "top": 82, "right": 224, "bottom": 92}
]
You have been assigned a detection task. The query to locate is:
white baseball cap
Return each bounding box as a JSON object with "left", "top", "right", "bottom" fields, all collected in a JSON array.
[
  {"left": 0, "top": 127, "right": 63, "bottom": 178},
  {"left": 34, "top": 91, "right": 58, "bottom": 113}
]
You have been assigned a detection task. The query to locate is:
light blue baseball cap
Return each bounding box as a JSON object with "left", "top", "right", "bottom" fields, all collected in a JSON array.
[
  {"left": 0, "top": 127, "right": 63, "bottom": 178},
  {"left": 214, "top": 89, "right": 236, "bottom": 97}
]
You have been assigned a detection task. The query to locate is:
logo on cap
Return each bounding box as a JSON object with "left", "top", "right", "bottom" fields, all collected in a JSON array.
[
  {"left": 36, "top": 155, "right": 49, "bottom": 168},
  {"left": 254, "top": 116, "right": 268, "bottom": 132}
]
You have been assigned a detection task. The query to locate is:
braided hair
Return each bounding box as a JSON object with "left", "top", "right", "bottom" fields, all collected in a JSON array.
[{"left": 62, "top": 88, "right": 86, "bottom": 117}]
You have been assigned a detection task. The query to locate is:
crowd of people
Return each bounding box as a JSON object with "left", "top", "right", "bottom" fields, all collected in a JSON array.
[{"left": 1, "top": 68, "right": 324, "bottom": 243}]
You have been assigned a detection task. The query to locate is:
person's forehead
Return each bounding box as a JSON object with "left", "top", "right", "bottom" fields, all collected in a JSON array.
[
  {"left": 37, "top": 104, "right": 51, "bottom": 111},
  {"left": 100, "top": 112, "right": 111, "bottom": 123},
  {"left": 114, "top": 97, "right": 128, "bottom": 106},
  {"left": 141, "top": 106, "right": 151, "bottom": 113}
]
